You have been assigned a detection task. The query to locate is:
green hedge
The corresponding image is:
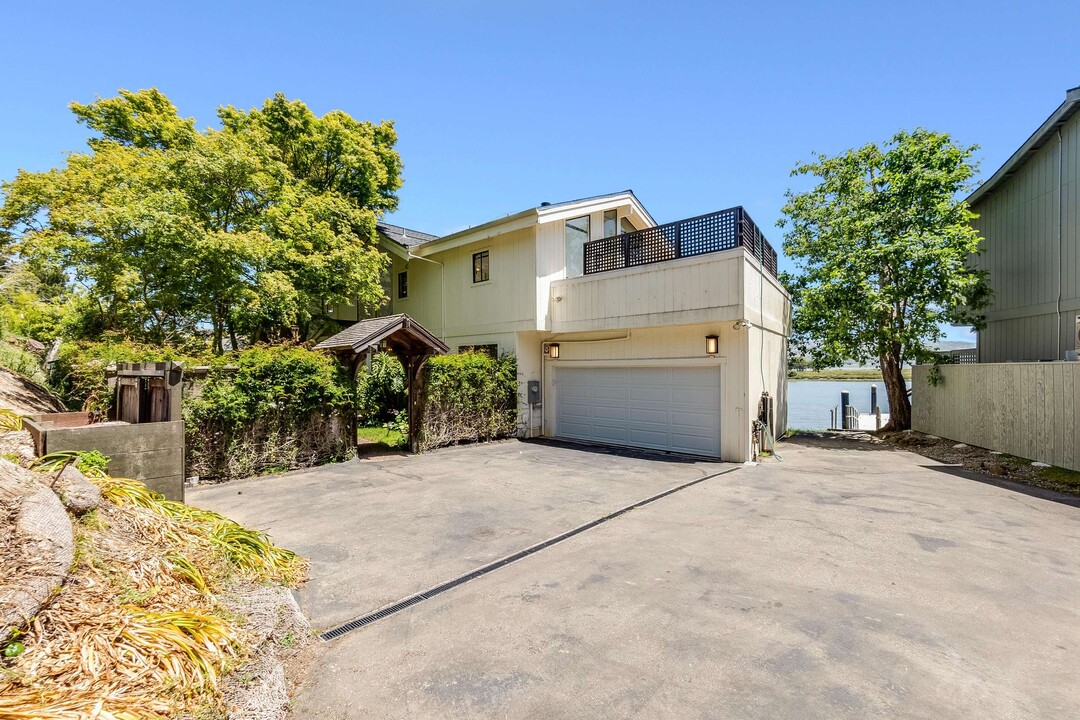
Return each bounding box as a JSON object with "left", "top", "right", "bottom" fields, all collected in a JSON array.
[
  {"left": 420, "top": 352, "right": 517, "bottom": 451},
  {"left": 184, "top": 346, "right": 355, "bottom": 480},
  {"left": 50, "top": 341, "right": 355, "bottom": 480}
]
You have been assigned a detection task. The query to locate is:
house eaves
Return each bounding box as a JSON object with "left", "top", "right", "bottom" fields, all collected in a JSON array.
[
  {"left": 968, "top": 85, "right": 1080, "bottom": 206},
  {"left": 409, "top": 189, "right": 656, "bottom": 257},
  {"left": 535, "top": 190, "right": 656, "bottom": 227}
]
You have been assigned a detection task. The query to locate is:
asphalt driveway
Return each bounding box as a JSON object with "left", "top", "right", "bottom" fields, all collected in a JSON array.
[
  {"left": 190, "top": 437, "right": 1080, "bottom": 719},
  {"left": 190, "top": 439, "right": 722, "bottom": 630}
]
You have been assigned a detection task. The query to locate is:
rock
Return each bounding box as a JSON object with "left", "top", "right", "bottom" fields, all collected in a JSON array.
[
  {"left": 984, "top": 463, "right": 1007, "bottom": 476},
  {"left": 952, "top": 443, "right": 969, "bottom": 449},
  {"left": 990, "top": 451, "right": 1003, "bottom": 455},
  {"left": 1031, "top": 461, "right": 1051, "bottom": 468},
  {"left": 1, "top": 458, "right": 74, "bottom": 642},
  {"left": 51, "top": 464, "right": 102, "bottom": 515}
]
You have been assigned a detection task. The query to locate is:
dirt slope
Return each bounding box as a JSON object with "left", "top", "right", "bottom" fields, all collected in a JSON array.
[{"left": 0, "top": 366, "right": 65, "bottom": 415}]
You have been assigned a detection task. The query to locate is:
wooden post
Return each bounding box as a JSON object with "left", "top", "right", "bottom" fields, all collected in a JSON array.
[{"left": 405, "top": 353, "right": 428, "bottom": 454}]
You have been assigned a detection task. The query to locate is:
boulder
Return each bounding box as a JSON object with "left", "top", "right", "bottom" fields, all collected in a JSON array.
[
  {"left": 51, "top": 463, "right": 102, "bottom": 515},
  {"left": 0, "top": 458, "right": 74, "bottom": 642}
]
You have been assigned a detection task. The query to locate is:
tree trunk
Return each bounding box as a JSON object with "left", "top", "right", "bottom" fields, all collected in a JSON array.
[{"left": 879, "top": 352, "right": 911, "bottom": 430}]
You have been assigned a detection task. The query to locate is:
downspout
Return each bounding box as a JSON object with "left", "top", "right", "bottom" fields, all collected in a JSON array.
[
  {"left": 407, "top": 251, "right": 445, "bottom": 338},
  {"left": 1056, "top": 127, "right": 1064, "bottom": 359}
]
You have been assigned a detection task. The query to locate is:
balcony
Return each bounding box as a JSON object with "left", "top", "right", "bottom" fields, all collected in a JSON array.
[{"left": 582, "top": 206, "right": 778, "bottom": 278}]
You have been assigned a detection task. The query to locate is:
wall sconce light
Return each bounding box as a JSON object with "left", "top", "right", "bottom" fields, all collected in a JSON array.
[
  {"left": 546, "top": 343, "right": 560, "bottom": 359},
  {"left": 732, "top": 320, "right": 751, "bottom": 330},
  {"left": 705, "top": 335, "right": 719, "bottom": 355}
]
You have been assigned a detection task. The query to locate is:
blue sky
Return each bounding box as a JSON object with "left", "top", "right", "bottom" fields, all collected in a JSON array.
[{"left": 3, "top": 1, "right": 1079, "bottom": 342}]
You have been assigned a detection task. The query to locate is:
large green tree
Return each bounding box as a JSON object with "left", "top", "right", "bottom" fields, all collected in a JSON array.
[
  {"left": 779, "top": 129, "right": 990, "bottom": 430},
  {"left": 0, "top": 89, "right": 401, "bottom": 351}
]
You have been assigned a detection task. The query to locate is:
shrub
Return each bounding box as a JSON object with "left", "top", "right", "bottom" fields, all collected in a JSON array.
[
  {"left": 355, "top": 351, "right": 406, "bottom": 424},
  {"left": 50, "top": 339, "right": 203, "bottom": 413},
  {"left": 184, "top": 345, "right": 355, "bottom": 480},
  {"left": 420, "top": 352, "right": 517, "bottom": 451}
]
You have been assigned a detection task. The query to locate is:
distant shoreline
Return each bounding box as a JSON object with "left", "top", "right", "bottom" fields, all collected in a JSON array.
[{"left": 789, "top": 369, "right": 912, "bottom": 381}]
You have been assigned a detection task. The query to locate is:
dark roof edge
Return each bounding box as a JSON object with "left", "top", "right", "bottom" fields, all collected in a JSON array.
[{"left": 968, "top": 85, "right": 1080, "bottom": 205}]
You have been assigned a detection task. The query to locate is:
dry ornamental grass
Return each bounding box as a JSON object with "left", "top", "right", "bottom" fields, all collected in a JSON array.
[{"left": 0, "top": 463, "right": 306, "bottom": 719}]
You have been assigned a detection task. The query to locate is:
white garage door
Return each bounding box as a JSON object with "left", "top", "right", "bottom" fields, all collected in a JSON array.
[{"left": 555, "top": 366, "right": 721, "bottom": 458}]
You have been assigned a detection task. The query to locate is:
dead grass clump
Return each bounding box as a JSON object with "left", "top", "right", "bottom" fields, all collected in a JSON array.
[{"left": 0, "top": 467, "right": 306, "bottom": 719}]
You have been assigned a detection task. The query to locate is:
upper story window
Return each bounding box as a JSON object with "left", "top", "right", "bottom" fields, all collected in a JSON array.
[
  {"left": 620, "top": 217, "right": 635, "bottom": 234},
  {"left": 397, "top": 270, "right": 408, "bottom": 299},
  {"left": 564, "top": 215, "right": 590, "bottom": 278},
  {"left": 472, "top": 250, "right": 490, "bottom": 283},
  {"left": 603, "top": 209, "right": 618, "bottom": 238}
]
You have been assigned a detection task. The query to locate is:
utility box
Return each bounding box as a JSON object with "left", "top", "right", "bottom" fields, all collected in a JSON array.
[{"left": 527, "top": 380, "right": 541, "bottom": 405}]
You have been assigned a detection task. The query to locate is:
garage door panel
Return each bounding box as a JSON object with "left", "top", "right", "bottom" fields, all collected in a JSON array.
[
  {"left": 593, "top": 405, "right": 629, "bottom": 421},
  {"left": 555, "top": 366, "right": 720, "bottom": 458},
  {"left": 591, "top": 424, "right": 630, "bottom": 443},
  {"left": 628, "top": 408, "right": 671, "bottom": 425},
  {"left": 628, "top": 428, "right": 671, "bottom": 447}
]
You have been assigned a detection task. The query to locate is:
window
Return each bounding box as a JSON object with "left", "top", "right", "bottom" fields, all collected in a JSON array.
[
  {"left": 603, "top": 209, "right": 618, "bottom": 238},
  {"left": 457, "top": 344, "right": 498, "bottom": 358},
  {"left": 564, "top": 215, "right": 590, "bottom": 278},
  {"left": 620, "top": 217, "right": 635, "bottom": 234},
  {"left": 397, "top": 270, "right": 408, "bottom": 299},
  {"left": 472, "top": 250, "right": 490, "bottom": 283}
]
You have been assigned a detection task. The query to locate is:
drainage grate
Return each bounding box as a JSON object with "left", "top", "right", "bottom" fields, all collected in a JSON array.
[{"left": 319, "top": 465, "right": 740, "bottom": 641}]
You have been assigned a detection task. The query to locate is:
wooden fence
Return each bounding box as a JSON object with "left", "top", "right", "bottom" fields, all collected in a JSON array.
[{"left": 912, "top": 363, "right": 1080, "bottom": 471}]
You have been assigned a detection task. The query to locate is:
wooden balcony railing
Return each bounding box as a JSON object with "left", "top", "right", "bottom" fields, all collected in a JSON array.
[{"left": 582, "top": 206, "right": 778, "bottom": 278}]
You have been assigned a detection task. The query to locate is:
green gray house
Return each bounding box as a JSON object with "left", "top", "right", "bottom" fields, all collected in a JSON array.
[{"left": 969, "top": 85, "right": 1080, "bottom": 362}]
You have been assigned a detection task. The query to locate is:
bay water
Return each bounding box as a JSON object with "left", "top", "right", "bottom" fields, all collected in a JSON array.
[{"left": 787, "top": 380, "right": 902, "bottom": 431}]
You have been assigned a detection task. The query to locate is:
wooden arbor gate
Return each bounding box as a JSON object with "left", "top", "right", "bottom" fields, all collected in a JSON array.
[{"left": 314, "top": 314, "right": 449, "bottom": 452}]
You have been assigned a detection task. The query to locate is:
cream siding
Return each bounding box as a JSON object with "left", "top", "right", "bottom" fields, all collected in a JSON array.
[
  {"left": 549, "top": 250, "right": 745, "bottom": 333},
  {"left": 534, "top": 324, "right": 752, "bottom": 461}
]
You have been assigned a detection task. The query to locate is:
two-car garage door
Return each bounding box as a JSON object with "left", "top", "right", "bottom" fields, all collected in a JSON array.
[{"left": 555, "top": 366, "right": 721, "bottom": 458}]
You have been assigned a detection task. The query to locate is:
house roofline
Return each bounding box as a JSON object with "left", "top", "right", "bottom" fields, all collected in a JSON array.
[
  {"left": 968, "top": 85, "right": 1080, "bottom": 206},
  {"left": 410, "top": 190, "right": 655, "bottom": 256}
]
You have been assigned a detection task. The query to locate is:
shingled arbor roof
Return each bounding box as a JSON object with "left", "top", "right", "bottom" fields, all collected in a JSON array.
[
  {"left": 315, "top": 314, "right": 447, "bottom": 453},
  {"left": 315, "top": 313, "right": 448, "bottom": 357}
]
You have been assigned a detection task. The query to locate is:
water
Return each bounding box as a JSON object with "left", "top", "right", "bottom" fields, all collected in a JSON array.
[{"left": 787, "top": 380, "right": 905, "bottom": 430}]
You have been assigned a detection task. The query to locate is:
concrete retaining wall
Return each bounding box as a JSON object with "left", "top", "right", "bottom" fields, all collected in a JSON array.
[{"left": 912, "top": 363, "right": 1080, "bottom": 471}]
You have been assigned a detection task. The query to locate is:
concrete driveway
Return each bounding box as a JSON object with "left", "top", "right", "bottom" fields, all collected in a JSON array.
[{"left": 190, "top": 437, "right": 1080, "bottom": 719}]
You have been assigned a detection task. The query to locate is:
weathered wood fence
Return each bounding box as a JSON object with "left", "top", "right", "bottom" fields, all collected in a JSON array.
[{"left": 912, "top": 363, "right": 1080, "bottom": 471}]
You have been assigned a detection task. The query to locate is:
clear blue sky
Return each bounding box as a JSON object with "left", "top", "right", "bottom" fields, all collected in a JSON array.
[{"left": 3, "top": 1, "right": 1079, "bottom": 342}]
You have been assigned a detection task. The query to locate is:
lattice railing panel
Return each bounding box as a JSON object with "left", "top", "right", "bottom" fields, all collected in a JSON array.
[
  {"left": 681, "top": 210, "right": 739, "bottom": 257},
  {"left": 582, "top": 236, "right": 626, "bottom": 275},
  {"left": 627, "top": 225, "right": 679, "bottom": 267},
  {"left": 582, "top": 206, "right": 779, "bottom": 280}
]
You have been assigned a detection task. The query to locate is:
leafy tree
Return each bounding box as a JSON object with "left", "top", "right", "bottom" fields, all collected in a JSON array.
[
  {"left": 779, "top": 129, "right": 990, "bottom": 430},
  {"left": 0, "top": 89, "right": 402, "bottom": 350}
]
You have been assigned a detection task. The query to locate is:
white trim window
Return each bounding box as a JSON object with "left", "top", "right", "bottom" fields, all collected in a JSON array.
[{"left": 564, "top": 215, "right": 590, "bottom": 278}]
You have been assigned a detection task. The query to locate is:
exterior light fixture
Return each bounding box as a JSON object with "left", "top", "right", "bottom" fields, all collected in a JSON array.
[
  {"left": 705, "top": 335, "right": 719, "bottom": 355},
  {"left": 732, "top": 320, "right": 751, "bottom": 330},
  {"left": 547, "top": 343, "right": 560, "bottom": 359}
]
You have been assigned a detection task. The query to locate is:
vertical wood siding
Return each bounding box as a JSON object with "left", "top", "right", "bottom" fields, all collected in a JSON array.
[
  {"left": 912, "top": 363, "right": 1080, "bottom": 471},
  {"left": 973, "top": 111, "right": 1079, "bottom": 361}
]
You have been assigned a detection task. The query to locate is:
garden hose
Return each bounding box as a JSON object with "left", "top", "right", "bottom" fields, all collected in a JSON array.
[{"left": 753, "top": 419, "right": 785, "bottom": 463}]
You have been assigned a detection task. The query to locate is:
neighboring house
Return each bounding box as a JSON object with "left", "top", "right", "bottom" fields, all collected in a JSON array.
[
  {"left": 969, "top": 85, "right": 1080, "bottom": 362},
  {"left": 330, "top": 190, "right": 791, "bottom": 463}
]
